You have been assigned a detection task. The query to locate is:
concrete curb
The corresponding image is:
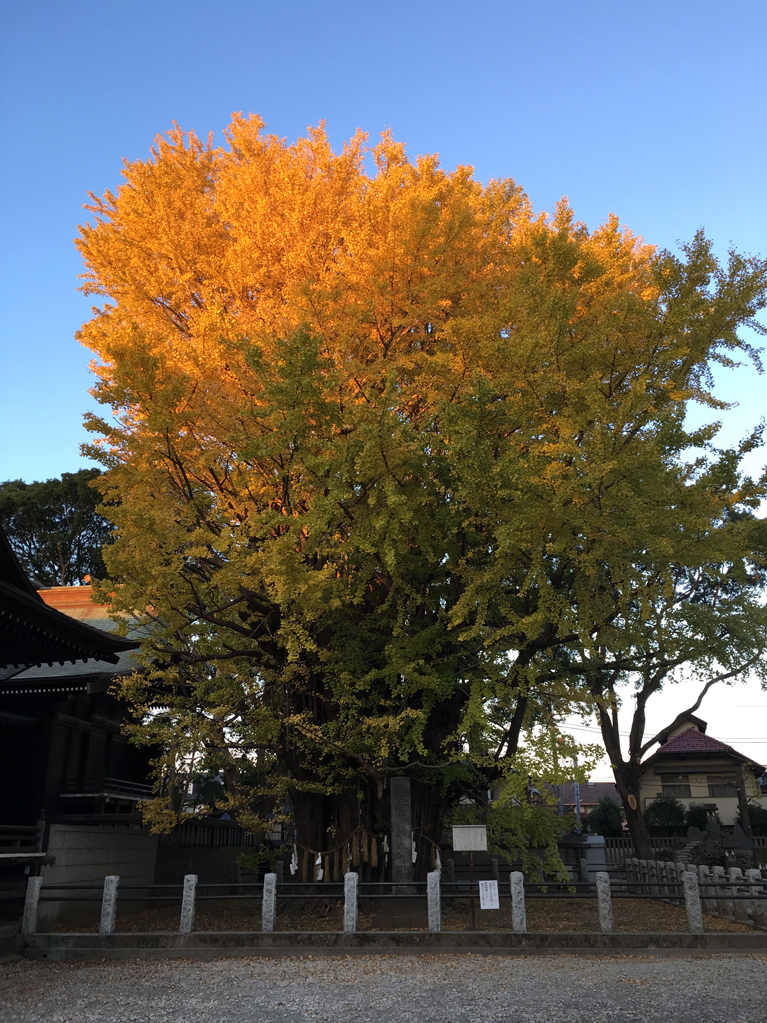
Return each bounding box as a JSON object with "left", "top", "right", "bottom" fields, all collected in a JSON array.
[{"left": 18, "top": 930, "right": 767, "bottom": 960}]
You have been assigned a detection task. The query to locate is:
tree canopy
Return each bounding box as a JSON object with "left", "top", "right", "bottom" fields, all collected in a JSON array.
[
  {"left": 0, "top": 468, "right": 113, "bottom": 586},
  {"left": 75, "top": 117, "right": 767, "bottom": 871}
]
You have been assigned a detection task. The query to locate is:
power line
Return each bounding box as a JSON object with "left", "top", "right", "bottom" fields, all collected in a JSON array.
[{"left": 560, "top": 722, "right": 766, "bottom": 743}]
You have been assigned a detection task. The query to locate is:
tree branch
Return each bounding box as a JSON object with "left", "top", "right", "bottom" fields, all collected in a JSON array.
[{"left": 639, "top": 655, "right": 762, "bottom": 755}]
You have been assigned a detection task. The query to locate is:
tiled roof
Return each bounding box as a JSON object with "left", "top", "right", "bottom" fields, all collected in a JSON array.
[
  {"left": 645, "top": 726, "right": 762, "bottom": 771},
  {"left": 0, "top": 527, "right": 138, "bottom": 674},
  {"left": 544, "top": 781, "right": 621, "bottom": 805},
  {"left": 39, "top": 586, "right": 114, "bottom": 622}
]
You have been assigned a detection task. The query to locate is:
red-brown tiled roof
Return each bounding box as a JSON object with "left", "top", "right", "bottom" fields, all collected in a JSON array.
[
  {"left": 643, "top": 726, "right": 762, "bottom": 772},
  {"left": 39, "top": 585, "right": 112, "bottom": 622}
]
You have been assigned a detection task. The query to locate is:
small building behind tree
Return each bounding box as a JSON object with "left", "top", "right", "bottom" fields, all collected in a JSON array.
[{"left": 638, "top": 717, "right": 764, "bottom": 828}]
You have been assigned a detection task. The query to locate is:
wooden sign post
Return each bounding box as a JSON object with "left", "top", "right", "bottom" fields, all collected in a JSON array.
[{"left": 452, "top": 825, "right": 488, "bottom": 929}]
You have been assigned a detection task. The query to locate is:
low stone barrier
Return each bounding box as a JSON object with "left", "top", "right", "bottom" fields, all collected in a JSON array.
[
  {"left": 625, "top": 857, "right": 767, "bottom": 929},
  {"left": 21, "top": 860, "right": 767, "bottom": 945}
]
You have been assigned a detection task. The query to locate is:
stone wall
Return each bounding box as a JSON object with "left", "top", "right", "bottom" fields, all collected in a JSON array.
[{"left": 39, "top": 824, "right": 158, "bottom": 927}]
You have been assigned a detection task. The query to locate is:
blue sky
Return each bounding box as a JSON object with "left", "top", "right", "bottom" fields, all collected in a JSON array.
[
  {"left": 1, "top": 0, "right": 765, "bottom": 483},
  {"left": 0, "top": 1, "right": 765, "bottom": 770}
]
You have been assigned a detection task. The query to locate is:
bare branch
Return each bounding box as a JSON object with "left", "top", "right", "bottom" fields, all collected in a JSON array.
[{"left": 639, "top": 655, "right": 762, "bottom": 755}]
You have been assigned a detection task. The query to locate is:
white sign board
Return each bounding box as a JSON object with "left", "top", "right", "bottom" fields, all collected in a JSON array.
[
  {"left": 478, "top": 879, "right": 500, "bottom": 910},
  {"left": 451, "top": 825, "right": 487, "bottom": 852}
]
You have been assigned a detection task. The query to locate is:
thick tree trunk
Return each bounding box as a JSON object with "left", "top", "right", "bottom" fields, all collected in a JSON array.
[
  {"left": 735, "top": 762, "right": 753, "bottom": 840},
  {"left": 612, "top": 766, "right": 654, "bottom": 860},
  {"left": 597, "top": 704, "right": 654, "bottom": 860}
]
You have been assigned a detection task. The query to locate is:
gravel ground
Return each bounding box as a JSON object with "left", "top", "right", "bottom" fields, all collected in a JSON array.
[{"left": 1, "top": 953, "right": 766, "bottom": 1023}]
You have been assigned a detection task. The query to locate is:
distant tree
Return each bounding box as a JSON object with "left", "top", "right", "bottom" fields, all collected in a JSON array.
[
  {"left": 644, "top": 797, "right": 686, "bottom": 837},
  {"left": 584, "top": 796, "right": 624, "bottom": 837},
  {"left": 737, "top": 802, "right": 767, "bottom": 837},
  {"left": 0, "top": 469, "right": 113, "bottom": 586}
]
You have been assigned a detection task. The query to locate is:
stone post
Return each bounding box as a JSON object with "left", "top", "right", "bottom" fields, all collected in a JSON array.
[
  {"left": 21, "top": 876, "right": 43, "bottom": 936},
  {"left": 683, "top": 870, "right": 704, "bottom": 934},
  {"left": 344, "top": 871, "right": 358, "bottom": 934},
  {"left": 262, "top": 872, "right": 277, "bottom": 932},
  {"left": 746, "top": 869, "right": 767, "bottom": 930},
  {"left": 510, "top": 871, "right": 526, "bottom": 933},
  {"left": 657, "top": 860, "right": 668, "bottom": 897},
  {"left": 728, "top": 867, "right": 749, "bottom": 924},
  {"left": 427, "top": 870, "right": 441, "bottom": 932},
  {"left": 698, "top": 865, "right": 716, "bottom": 916},
  {"left": 648, "top": 859, "right": 658, "bottom": 896},
  {"left": 639, "top": 859, "right": 649, "bottom": 891},
  {"left": 179, "top": 874, "right": 197, "bottom": 935},
  {"left": 674, "top": 863, "right": 686, "bottom": 906},
  {"left": 595, "top": 871, "right": 614, "bottom": 934},
  {"left": 579, "top": 856, "right": 590, "bottom": 884},
  {"left": 390, "top": 776, "right": 413, "bottom": 886},
  {"left": 99, "top": 875, "right": 119, "bottom": 936},
  {"left": 491, "top": 857, "right": 499, "bottom": 881},
  {"left": 714, "top": 865, "right": 732, "bottom": 919}
]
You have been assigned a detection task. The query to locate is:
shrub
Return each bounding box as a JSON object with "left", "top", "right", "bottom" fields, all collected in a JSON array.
[
  {"left": 584, "top": 796, "right": 624, "bottom": 837},
  {"left": 685, "top": 802, "right": 720, "bottom": 832},
  {"left": 644, "top": 796, "right": 686, "bottom": 836}
]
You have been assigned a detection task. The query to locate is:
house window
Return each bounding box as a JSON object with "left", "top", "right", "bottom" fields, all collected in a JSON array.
[
  {"left": 660, "top": 774, "right": 691, "bottom": 798},
  {"left": 707, "top": 775, "right": 737, "bottom": 798}
]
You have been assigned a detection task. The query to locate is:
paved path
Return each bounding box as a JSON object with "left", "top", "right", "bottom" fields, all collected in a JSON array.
[{"left": 1, "top": 953, "right": 765, "bottom": 1022}]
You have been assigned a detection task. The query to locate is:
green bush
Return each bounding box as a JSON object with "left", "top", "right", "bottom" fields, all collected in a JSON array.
[
  {"left": 238, "top": 846, "right": 286, "bottom": 875},
  {"left": 685, "top": 802, "right": 720, "bottom": 832},
  {"left": 584, "top": 796, "right": 624, "bottom": 837},
  {"left": 644, "top": 796, "right": 686, "bottom": 836}
]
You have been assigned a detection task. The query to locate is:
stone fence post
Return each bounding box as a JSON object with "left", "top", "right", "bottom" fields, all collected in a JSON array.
[
  {"left": 698, "top": 865, "right": 716, "bottom": 916},
  {"left": 510, "top": 871, "right": 526, "bottom": 933},
  {"left": 21, "top": 876, "right": 43, "bottom": 936},
  {"left": 595, "top": 871, "right": 613, "bottom": 934},
  {"left": 683, "top": 870, "right": 704, "bottom": 934},
  {"left": 427, "top": 870, "right": 441, "bottom": 932},
  {"left": 661, "top": 860, "right": 672, "bottom": 897},
  {"left": 746, "top": 869, "right": 767, "bottom": 930},
  {"left": 344, "top": 871, "right": 358, "bottom": 934},
  {"left": 579, "top": 857, "right": 590, "bottom": 884},
  {"left": 648, "top": 859, "right": 658, "bottom": 896},
  {"left": 632, "top": 857, "right": 641, "bottom": 885},
  {"left": 714, "top": 865, "right": 732, "bottom": 919},
  {"left": 179, "top": 874, "right": 197, "bottom": 934},
  {"left": 672, "top": 863, "right": 685, "bottom": 906},
  {"left": 262, "top": 872, "right": 277, "bottom": 932},
  {"left": 100, "top": 875, "right": 119, "bottom": 935},
  {"left": 728, "top": 867, "right": 749, "bottom": 924}
]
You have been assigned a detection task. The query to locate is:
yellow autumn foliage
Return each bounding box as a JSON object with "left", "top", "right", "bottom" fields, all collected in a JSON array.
[{"left": 75, "top": 117, "right": 767, "bottom": 858}]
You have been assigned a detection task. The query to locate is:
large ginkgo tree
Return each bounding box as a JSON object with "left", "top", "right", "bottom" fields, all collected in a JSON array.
[{"left": 76, "top": 116, "right": 767, "bottom": 871}]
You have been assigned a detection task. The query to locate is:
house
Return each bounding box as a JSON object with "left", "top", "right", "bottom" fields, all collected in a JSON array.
[
  {"left": 545, "top": 781, "right": 622, "bottom": 821},
  {"left": 638, "top": 717, "right": 764, "bottom": 826}
]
